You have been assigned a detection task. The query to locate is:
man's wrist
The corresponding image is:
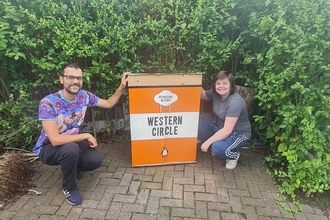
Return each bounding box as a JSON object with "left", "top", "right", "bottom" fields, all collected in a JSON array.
[{"left": 117, "top": 86, "right": 125, "bottom": 93}]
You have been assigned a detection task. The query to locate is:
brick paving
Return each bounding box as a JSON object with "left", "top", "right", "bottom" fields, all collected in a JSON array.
[{"left": 1, "top": 142, "right": 329, "bottom": 220}]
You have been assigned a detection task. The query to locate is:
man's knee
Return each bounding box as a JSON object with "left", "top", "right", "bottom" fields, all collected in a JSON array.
[
  {"left": 60, "top": 143, "right": 80, "bottom": 159},
  {"left": 80, "top": 151, "right": 103, "bottom": 171},
  {"left": 93, "top": 158, "right": 103, "bottom": 169},
  {"left": 91, "top": 154, "right": 103, "bottom": 169}
]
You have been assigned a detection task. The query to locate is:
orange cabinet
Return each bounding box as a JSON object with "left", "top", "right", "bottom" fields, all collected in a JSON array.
[{"left": 128, "top": 73, "right": 202, "bottom": 167}]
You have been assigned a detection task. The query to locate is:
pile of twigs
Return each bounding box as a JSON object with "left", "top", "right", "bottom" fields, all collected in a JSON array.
[{"left": 0, "top": 151, "right": 38, "bottom": 208}]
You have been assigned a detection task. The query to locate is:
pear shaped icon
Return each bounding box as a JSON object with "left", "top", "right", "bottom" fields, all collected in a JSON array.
[{"left": 161, "top": 146, "right": 168, "bottom": 157}]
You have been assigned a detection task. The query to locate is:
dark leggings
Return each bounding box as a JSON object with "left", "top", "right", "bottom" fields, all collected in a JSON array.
[{"left": 38, "top": 140, "right": 102, "bottom": 190}]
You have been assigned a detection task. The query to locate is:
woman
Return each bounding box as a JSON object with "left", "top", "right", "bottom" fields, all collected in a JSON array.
[{"left": 198, "top": 71, "right": 251, "bottom": 169}]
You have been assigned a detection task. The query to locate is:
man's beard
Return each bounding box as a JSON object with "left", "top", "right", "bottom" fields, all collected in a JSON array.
[{"left": 64, "top": 84, "right": 81, "bottom": 95}]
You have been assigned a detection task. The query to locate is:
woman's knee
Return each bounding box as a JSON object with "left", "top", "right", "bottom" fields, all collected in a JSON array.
[
  {"left": 198, "top": 116, "right": 216, "bottom": 142},
  {"left": 198, "top": 116, "right": 214, "bottom": 128},
  {"left": 211, "top": 144, "right": 227, "bottom": 158}
]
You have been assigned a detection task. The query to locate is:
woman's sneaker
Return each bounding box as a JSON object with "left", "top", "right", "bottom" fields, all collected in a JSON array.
[
  {"left": 63, "top": 189, "right": 82, "bottom": 205},
  {"left": 225, "top": 152, "right": 240, "bottom": 170}
]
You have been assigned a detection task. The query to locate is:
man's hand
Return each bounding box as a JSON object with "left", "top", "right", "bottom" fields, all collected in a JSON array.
[
  {"left": 119, "top": 72, "right": 130, "bottom": 90},
  {"left": 86, "top": 134, "right": 97, "bottom": 148}
]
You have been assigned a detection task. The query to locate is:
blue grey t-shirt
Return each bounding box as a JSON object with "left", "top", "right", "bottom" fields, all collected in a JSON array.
[{"left": 205, "top": 90, "right": 251, "bottom": 138}]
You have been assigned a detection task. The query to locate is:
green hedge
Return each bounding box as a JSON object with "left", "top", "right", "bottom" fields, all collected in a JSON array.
[
  {"left": 245, "top": 0, "right": 330, "bottom": 211},
  {"left": 0, "top": 0, "right": 329, "bottom": 212}
]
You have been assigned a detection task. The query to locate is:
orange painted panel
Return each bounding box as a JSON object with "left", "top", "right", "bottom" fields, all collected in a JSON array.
[
  {"left": 128, "top": 87, "right": 201, "bottom": 114},
  {"left": 131, "top": 138, "right": 197, "bottom": 167}
]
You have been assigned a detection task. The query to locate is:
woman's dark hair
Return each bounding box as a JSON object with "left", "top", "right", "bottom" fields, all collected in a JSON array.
[
  {"left": 212, "top": 71, "right": 236, "bottom": 95},
  {"left": 60, "top": 63, "right": 82, "bottom": 75}
]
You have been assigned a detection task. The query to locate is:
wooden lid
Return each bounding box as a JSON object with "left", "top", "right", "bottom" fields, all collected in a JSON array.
[{"left": 128, "top": 73, "right": 203, "bottom": 87}]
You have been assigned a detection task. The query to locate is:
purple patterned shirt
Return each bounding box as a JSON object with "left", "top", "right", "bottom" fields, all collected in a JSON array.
[{"left": 32, "top": 90, "right": 99, "bottom": 155}]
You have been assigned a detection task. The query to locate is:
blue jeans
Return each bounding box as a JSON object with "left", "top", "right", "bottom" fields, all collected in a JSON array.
[{"left": 198, "top": 116, "right": 249, "bottom": 160}]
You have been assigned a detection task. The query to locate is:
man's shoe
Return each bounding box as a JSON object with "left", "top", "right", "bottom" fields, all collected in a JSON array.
[
  {"left": 63, "top": 189, "right": 82, "bottom": 205},
  {"left": 226, "top": 152, "right": 240, "bottom": 170}
]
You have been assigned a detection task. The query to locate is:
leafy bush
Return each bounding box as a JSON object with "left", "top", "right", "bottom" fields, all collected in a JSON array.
[
  {"left": 0, "top": 89, "right": 40, "bottom": 151},
  {"left": 243, "top": 0, "right": 330, "bottom": 212}
]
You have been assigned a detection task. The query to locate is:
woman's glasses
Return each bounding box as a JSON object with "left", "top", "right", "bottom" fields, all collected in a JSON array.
[{"left": 61, "top": 75, "right": 83, "bottom": 82}]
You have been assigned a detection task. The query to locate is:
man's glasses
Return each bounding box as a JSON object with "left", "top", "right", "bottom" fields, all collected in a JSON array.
[{"left": 61, "top": 75, "right": 83, "bottom": 82}]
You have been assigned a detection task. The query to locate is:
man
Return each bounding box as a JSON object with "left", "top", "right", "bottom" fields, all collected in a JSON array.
[{"left": 32, "top": 63, "right": 129, "bottom": 205}]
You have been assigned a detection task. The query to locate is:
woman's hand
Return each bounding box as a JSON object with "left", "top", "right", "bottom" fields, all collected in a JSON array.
[{"left": 201, "top": 142, "right": 210, "bottom": 152}]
